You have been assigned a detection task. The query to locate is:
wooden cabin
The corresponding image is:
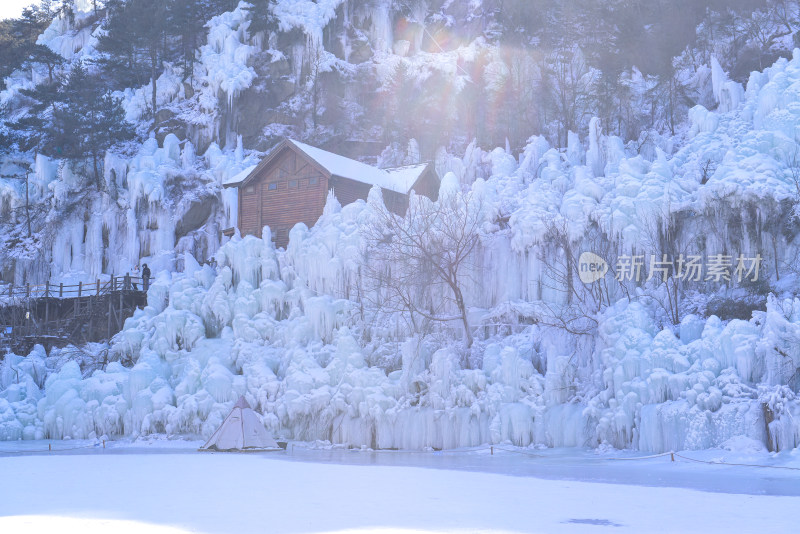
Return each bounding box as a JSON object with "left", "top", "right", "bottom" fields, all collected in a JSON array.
[{"left": 223, "top": 139, "right": 439, "bottom": 247}]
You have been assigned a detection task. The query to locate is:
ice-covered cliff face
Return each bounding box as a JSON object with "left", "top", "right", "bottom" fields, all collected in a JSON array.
[
  {"left": 1, "top": 202, "right": 799, "bottom": 452},
  {"left": 0, "top": 3, "right": 274, "bottom": 284},
  {"left": 2, "top": 3, "right": 800, "bottom": 452},
  {"left": 1, "top": 0, "right": 796, "bottom": 286},
  {"left": 3, "top": 42, "right": 800, "bottom": 451},
  {"left": 0, "top": 131, "right": 257, "bottom": 285}
]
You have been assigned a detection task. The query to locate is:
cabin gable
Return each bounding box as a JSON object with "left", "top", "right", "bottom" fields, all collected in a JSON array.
[
  {"left": 410, "top": 165, "right": 440, "bottom": 201},
  {"left": 329, "top": 175, "right": 408, "bottom": 215},
  {"left": 237, "top": 146, "right": 329, "bottom": 246}
]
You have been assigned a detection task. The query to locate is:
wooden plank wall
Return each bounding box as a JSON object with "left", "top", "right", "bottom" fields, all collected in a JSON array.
[
  {"left": 238, "top": 148, "right": 328, "bottom": 247},
  {"left": 329, "top": 176, "right": 371, "bottom": 208}
]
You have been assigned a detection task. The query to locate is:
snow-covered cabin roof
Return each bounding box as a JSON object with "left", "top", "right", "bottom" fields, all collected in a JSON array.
[
  {"left": 223, "top": 164, "right": 257, "bottom": 188},
  {"left": 225, "top": 139, "right": 432, "bottom": 194},
  {"left": 383, "top": 163, "right": 434, "bottom": 193}
]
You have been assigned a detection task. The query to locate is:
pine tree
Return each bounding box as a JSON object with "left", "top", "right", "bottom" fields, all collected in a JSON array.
[
  {"left": 0, "top": 4, "right": 55, "bottom": 89},
  {"left": 246, "top": 0, "right": 278, "bottom": 37},
  {"left": 168, "top": 0, "right": 235, "bottom": 81},
  {"left": 5, "top": 63, "right": 135, "bottom": 188},
  {"left": 24, "top": 44, "right": 64, "bottom": 83},
  {"left": 55, "top": 63, "right": 135, "bottom": 186},
  {"left": 5, "top": 79, "right": 61, "bottom": 154},
  {"left": 98, "top": 0, "right": 168, "bottom": 131}
]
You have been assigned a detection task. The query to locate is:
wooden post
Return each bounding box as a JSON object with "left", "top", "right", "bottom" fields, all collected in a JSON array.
[
  {"left": 59, "top": 283, "right": 63, "bottom": 298},
  {"left": 107, "top": 292, "right": 112, "bottom": 340},
  {"left": 124, "top": 273, "right": 130, "bottom": 291},
  {"left": 7, "top": 284, "right": 11, "bottom": 298},
  {"left": 78, "top": 281, "right": 82, "bottom": 298},
  {"left": 111, "top": 274, "right": 115, "bottom": 292},
  {"left": 26, "top": 284, "right": 30, "bottom": 298},
  {"left": 96, "top": 279, "right": 100, "bottom": 297},
  {"left": 88, "top": 294, "right": 94, "bottom": 339},
  {"left": 44, "top": 281, "right": 49, "bottom": 298}
]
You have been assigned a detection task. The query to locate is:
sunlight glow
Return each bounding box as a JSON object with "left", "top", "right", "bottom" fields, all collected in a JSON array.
[{"left": 0, "top": 0, "right": 32, "bottom": 21}]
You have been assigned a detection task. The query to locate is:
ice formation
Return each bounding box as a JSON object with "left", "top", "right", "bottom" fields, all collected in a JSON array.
[
  {"left": 1, "top": 4, "right": 800, "bottom": 454},
  {"left": 2, "top": 201, "right": 798, "bottom": 450},
  {"left": 200, "top": 3, "right": 259, "bottom": 110},
  {"left": 273, "top": 0, "right": 345, "bottom": 46},
  {"left": 0, "top": 3, "right": 265, "bottom": 284}
]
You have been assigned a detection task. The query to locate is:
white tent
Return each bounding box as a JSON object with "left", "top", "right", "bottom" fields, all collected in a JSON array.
[{"left": 200, "top": 396, "right": 279, "bottom": 451}]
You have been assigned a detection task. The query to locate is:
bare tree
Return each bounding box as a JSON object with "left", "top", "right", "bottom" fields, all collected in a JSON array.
[
  {"left": 0, "top": 159, "right": 34, "bottom": 238},
  {"left": 534, "top": 218, "right": 605, "bottom": 336},
  {"left": 361, "top": 184, "right": 481, "bottom": 348},
  {"left": 744, "top": 8, "right": 792, "bottom": 70},
  {"left": 771, "top": 0, "right": 799, "bottom": 34},
  {"left": 544, "top": 46, "right": 598, "bottom": 147},
  {"left": 638, "top": 210, "right": 695, "bottom": 326},
  {"left": 785, "top": 147, "right": 800, "bottom": 206},
  {"left": 307, "top": 45, "right": 325, "bottom": 129}
]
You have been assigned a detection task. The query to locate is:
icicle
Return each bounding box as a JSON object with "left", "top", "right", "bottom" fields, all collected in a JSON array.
[{"left": 235, "top": 135, "right": 244, "bottom": 164}]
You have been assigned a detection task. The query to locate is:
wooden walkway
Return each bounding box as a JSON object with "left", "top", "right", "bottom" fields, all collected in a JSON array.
[{"left": 1, "top": 275, "right": 148, "bottom": 355}]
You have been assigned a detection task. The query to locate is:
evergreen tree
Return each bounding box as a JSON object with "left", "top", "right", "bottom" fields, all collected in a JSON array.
[
  {"left": 168, "top": 0, "right": 206, "bottom": 80},
  {"left": 5, "top": 79, "right": 61, "bottom": 154},
  {"left": 246, "top": 0, "right": 277, "bottom": 37},
  {"left": 56, "top": 63, "right": 135, "bottom": 185},
  {"left": 24, "top": 44, "right": 64, "bottom": 83},
  {"left": 5, "top": 63, "right": 134, "bottom": 187},
  {"left": 98, "top": 0, "right": 168, "bottom": 131},
  {"left": 168, "top": 0, "right": 240, "bottom": 81},
  {"left": 0, "top": 3, "right": 54, "bottom": 89}
]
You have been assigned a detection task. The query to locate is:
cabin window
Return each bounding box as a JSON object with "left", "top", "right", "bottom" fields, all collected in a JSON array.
[
  {"left": 268, "top": 182, "right": 277, "bottom": 191},
  {"left": 244, "top": 185, "right": 256, "bottom": 194},
  {"left": 289, "top": 179, "right": 298, "bottom": 189},
  {"left": 309, "top": 177, "right": 318, "bottom": 186}
]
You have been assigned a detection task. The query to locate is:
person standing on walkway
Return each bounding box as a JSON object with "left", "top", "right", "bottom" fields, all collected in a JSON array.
[{"left": 141, "top": 263, "right": 151, "bottom": 292}]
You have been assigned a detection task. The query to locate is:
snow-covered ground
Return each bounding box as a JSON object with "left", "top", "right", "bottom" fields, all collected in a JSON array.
[{"left": 1, "top": 443, "right": 798, "bottom": 533}]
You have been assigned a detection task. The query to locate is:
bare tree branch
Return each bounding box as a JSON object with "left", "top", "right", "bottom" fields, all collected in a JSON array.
[{"left": 360, "top": 186, "right": 481, "bottom": 348}]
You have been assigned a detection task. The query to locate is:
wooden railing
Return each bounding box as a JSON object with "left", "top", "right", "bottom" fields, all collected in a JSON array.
[{"left": 3, "top": 274, "right": 146, "bottom": 300}]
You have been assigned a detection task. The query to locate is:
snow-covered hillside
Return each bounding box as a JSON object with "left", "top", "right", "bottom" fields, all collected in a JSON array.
[{"left": 1, "top": 2, "right": 800, "bottom": 453}]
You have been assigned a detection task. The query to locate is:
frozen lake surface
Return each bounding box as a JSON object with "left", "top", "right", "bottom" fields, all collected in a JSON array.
[{"left": 1, "top": 440, "right": 799, "bottom": 533}]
